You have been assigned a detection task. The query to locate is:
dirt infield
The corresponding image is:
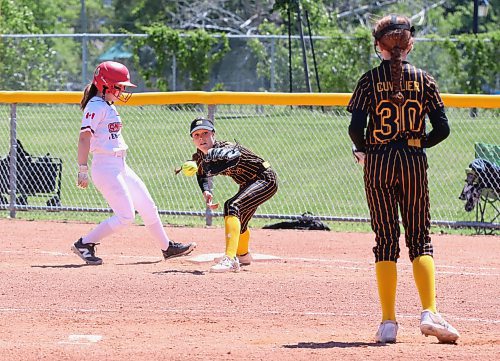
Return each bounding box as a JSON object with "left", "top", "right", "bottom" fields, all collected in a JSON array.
[{"left": 0, "top": 219, "right": 499, "bottom": 360}]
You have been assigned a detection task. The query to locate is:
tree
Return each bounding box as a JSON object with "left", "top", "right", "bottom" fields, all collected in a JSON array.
[
  {"left": 131, "top": 24, "right": 230, "bottom": 91},
  {"left": 112, "top": 0, "right": 277, "bottom": 34},
  {"left": 1, "top": 0, "right": 498, "bottom": 93},
  {"left": 0, "top": 0, "right": 114, "bottom": 90},
  {"left": 0, "top": 0, "right": 62, "bottom": 90}
]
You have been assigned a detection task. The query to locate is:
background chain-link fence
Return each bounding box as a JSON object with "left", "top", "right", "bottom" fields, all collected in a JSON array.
[
  {"left": 0, "top": 92, "right": 498, "bottom": 231},
  {"left": 1, "top": 34, "right": 498, "bottom": 94}
]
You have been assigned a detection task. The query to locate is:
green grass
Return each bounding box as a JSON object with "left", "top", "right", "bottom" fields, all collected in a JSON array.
[
  {"left": 1, "top": 104, "right": 499, "bottom": 232},
  {"left": 0, "top": 210, "right": 485, "bottom": 236}
]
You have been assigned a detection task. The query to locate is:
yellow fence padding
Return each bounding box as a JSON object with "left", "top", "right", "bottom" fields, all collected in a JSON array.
[{"left": 0, "top": 91, "right": 498, "bottom": 108}]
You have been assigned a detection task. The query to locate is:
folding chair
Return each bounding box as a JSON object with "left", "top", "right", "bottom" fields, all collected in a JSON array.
[
  {"left": 0, "top": 140, "right": 63, "bottom": 207},
  {"left": 459, "top": 143, "right": 500, "bottom": 234}
]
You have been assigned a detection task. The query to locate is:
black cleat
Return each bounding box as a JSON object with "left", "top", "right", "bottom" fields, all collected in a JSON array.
[
  {"left": 162, "top": 241, "right": 197, "bottom": 260},
  {"left": 71, "top": 238, "right": 103, "bottom": 265}
]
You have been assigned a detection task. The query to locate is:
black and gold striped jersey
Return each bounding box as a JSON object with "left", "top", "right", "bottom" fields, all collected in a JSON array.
[
  {"left": 347, "top": 60, "right": 444, "bottom": 146},
  {"left": 193, "top": 140, "right": 270, "bottom": 191}
]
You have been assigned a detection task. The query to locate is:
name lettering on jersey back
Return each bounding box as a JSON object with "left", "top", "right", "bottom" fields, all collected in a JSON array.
[{"left": 376, "top": 81, "right": 420, "bottom": 92}]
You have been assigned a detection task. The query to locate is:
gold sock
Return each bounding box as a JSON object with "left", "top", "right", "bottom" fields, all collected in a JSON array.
[
  {"left": 224, "top": 216, "right": 240, "bottom": 258},
  {"left": 375, "top": 261, "right": 397, "bottom": 321},
  {"left": 412, "top": 255, "right": 437, "bottom": 313},
  {"left": 237, "top": 229, "right": 250, "bottom": 256}
]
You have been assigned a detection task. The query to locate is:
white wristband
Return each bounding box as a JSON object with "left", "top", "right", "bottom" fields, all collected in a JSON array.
[{"left": 78, "top": 164, "right": 88, "bottom": 173}]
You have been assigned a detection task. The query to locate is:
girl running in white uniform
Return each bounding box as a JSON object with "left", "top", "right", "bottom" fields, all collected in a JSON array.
[{"left": 72, "top": 61, "right": 195, "bottom": 265}]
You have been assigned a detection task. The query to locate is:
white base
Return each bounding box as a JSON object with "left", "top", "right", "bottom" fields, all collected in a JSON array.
[{"left": 186, "top": 253, "right": 281, "bottom": 264}]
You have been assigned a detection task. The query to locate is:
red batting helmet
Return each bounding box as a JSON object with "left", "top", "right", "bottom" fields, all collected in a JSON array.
[{"left": 93, "top": 61, "right": 136, "bottom": 102}]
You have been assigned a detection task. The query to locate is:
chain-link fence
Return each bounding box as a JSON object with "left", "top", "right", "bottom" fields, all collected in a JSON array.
[
  {"left": 1, "top": 34, "right": 498, "bottom": 94},
  {"left": 0, "top": 92, "right": 498, "bottom": 231}
]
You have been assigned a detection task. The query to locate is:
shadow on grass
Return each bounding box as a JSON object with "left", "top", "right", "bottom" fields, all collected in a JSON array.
[{"left": 283, "top": 341, "right": 385, "bottom": 349}]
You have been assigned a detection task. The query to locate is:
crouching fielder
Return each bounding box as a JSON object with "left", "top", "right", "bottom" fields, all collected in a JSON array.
[
  {"left": 72, "top": 61, "right": 196, "bottom": 265},
  {"left": 188, "top": 118, "right": 278, "bottom": 273}
]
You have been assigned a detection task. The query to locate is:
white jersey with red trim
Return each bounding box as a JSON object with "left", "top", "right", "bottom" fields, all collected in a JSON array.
[{"left": 80, "top": 96, "right": 128, "bottom": 155}]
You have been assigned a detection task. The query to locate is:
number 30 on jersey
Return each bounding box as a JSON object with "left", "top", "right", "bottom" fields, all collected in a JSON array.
[{"left": 373, "top": 99, "right": 423, "bottom": 142}]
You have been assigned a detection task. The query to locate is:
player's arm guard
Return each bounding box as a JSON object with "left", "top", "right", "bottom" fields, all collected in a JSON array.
[{"left": 202, "top": 147, "right": 241, "bottom": 176}]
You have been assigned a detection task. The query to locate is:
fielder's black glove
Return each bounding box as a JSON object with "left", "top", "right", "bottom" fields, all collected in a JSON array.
[{"left": 202, "top": 147, "right": 241, "bottom": 176}]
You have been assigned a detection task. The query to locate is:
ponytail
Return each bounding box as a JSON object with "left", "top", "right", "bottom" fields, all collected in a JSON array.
[
  {"left": 80, "top": 83, "right": 98, "bottom": 110},
  {"left": 373, "top": 14, "right": 414, "bottom": 105},
  {"left": 389, "top": 46, "right": 404, "bottom": 105}
]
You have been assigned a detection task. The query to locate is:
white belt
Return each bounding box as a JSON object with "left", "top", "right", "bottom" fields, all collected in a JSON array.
[
  {"left": 93, "top": 150, "right": 127, "bottom": 158},
  {"left": 113, "top": 150, "right": 127, "bottom": 158}
]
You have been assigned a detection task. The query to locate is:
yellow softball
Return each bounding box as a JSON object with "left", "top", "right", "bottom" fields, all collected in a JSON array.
[{"left": 181, "top": 161, "right": 198, "bottom": 177}]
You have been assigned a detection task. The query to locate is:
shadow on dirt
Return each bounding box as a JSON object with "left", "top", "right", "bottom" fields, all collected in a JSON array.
[
  {"left": 153, "top": 269, "right": 205, "bottom": 276},
  {"left": 31, "top": 264, "right": 89, "bottom": 268},
  {"left": 283, "top": 341, "right": 385, "bottom": 349},
  {"left": 115, "top": 260, "right": 163, "bottom": 266}
]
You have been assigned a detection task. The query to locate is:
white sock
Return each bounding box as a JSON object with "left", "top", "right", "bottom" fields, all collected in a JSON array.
[
  {"left": 83, "top": 221, "right": 115, "bottom": 244},
  {"left": 146, "top": 221, "right": 170, "bottom": 250}
]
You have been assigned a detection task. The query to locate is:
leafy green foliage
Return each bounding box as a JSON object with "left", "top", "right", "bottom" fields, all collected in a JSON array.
[
  {"left": 131, "top": 24, "right": 229, "bottom": 91},
  {"left": 249, "top": 20, "right": 372, "bottom": 92},
  {"left": 318, "top": 27, "right": 373, "bottom": 91},
  {"left": 438, "top": 31, "right": 500, "bottom": 93},
  {"left": 247, "top": 21, "right": 291, "bottom": 91},
  {"left": 0, "top": 0, "right": 114, "bottom": 90},
  {"left": 249, "top": 6, "right": 499, "bottom": 94},
  {"left": 0, "top": 0, "right": 498, "bottom": 93},
  {"left": 0, "top": 0, "right": 60, "bottom": 90}
]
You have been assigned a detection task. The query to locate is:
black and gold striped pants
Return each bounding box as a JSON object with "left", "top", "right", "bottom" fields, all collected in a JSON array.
[
  {"left": 224, "top": 169, "right": 278, "bottom": 233},
  {"left": 364, "top": 144, "right": 433, "bottom": 262}
]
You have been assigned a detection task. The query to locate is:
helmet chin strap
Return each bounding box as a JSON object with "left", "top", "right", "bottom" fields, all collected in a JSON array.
[
  {"left": 99, "top": 86, "right": 115, "bottom": 104},
  {"left": 100, "top": 86, "right": 108, "bottom": 101}
]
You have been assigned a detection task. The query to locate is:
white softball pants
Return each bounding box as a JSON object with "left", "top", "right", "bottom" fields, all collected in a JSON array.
[{"left": 82, "top": 154, "right": 170, "bottom": 250}]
